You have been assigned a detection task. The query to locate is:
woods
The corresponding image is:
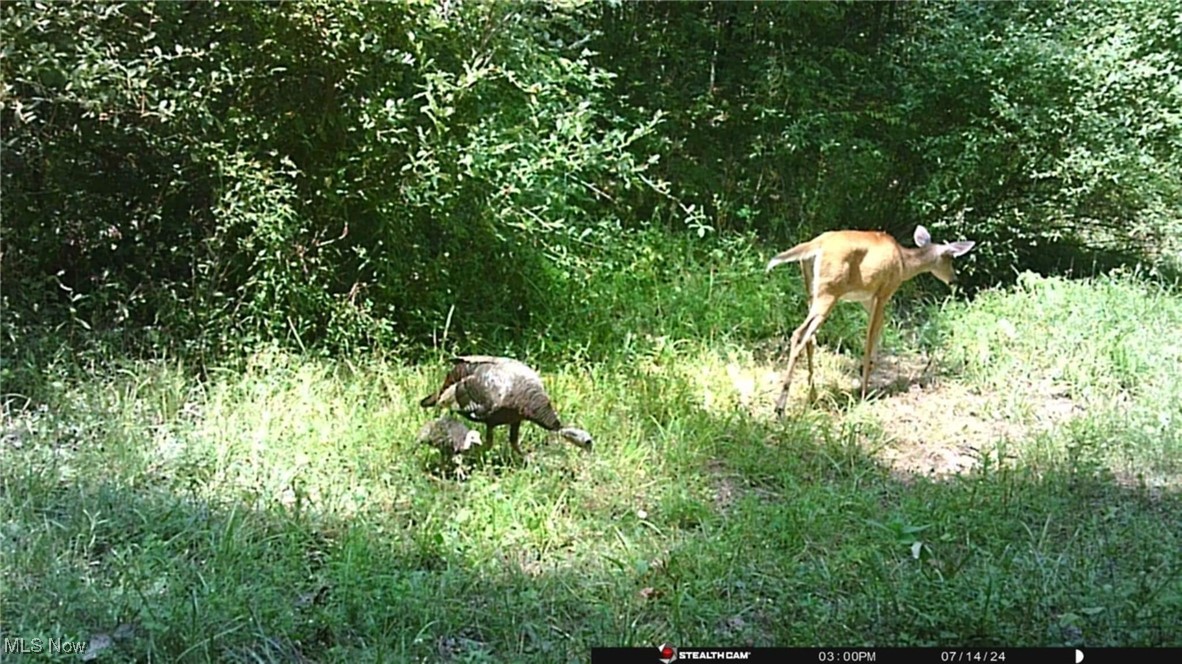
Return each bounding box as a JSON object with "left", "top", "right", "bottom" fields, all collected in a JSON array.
[{"left": 4, "top": 0, "right": 1180, "bottom": 366}]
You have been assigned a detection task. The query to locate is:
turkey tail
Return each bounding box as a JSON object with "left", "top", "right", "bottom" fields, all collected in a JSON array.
[
  {"left": 420, "top": 360, "right": 475, "bottom": 408},
  {"left": 765, "top": 240, "right": 818, "bottom": 273}
]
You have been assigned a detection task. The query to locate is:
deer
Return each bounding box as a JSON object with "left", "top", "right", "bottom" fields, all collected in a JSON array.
[{"left": 765, "top": 225, "right": 976, "bottom": 417}]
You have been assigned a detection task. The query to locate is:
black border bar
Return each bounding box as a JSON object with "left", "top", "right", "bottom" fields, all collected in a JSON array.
[{"left": 591, "top": 647, "right": 1177, "bottom": 663}]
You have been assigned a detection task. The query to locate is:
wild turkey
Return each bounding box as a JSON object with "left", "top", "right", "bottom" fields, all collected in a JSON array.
[
  {"left": 417, "top": 416, "right": 484, "bottom": 472},
  {"left": 419, "top": 355, "right": 594, "bottom": 456},
  {"left": 417, "top": 416, "right": 483, "bottom": 455}
]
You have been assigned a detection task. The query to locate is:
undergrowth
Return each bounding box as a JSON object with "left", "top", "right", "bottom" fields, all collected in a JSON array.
[{"left": 2, "top": 271, "right": 1181, "bottom": 661}]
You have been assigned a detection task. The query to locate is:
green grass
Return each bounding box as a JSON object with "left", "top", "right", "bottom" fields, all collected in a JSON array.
[
  {"left": 3, "top": 272, "right": 1181, "bottom": 662},
  {"left": 929, "top": 270, "right": 1182, "bottom": 487}
]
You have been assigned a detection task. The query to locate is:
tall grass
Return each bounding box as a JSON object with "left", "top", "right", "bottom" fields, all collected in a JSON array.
[
  {"left": 519, "top": 230, "right": 875, "bottom": 363},
  {"left": 929, "top": 270, "right": 1182, "bottom": 486},
  {"left": 3, "top": 259, "right": 1181, "bottom": 661}
]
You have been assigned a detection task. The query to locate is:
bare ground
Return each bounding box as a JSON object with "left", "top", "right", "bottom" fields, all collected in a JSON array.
[
  {"left": 703, "top": 346, "right": 1115, "bottom": 517},
  {"left": 720, "top": 347, "right": 1087, "bottom": 481}
]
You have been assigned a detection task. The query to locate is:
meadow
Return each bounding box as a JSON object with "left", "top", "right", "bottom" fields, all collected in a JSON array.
[
  {"left": 4, "top": 258, "right": 1180, "bottom": 662},
  {"left": 7, "top": 2, "right": 1182, "bottom": 661}
]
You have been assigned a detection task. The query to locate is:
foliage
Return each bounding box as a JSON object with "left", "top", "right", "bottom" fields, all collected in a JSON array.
[
  {"left": 2, "top": 0, "right": 1181, "bottom": 363},
  {"left": 2, "top": 0, "right": 664, "bottom": 361},
  {"left": 894, "top": 1, "right": 1182, "bottom": 281},
  {"left": 596, "top": 1, "right": 1182, "bottom": 285}
]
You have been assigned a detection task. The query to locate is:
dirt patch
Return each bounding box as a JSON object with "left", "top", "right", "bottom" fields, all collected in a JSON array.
[
  {"left": 864, "top": 361, "right": 1085, "bottom": 479},
  {"left": 720, "top": 348, "right": 1088, "bottom": 482},
  {"left": 869, "top": 380, "right": 1021, "bottom": 478},
  {"left": 706, "top": 459, "right": 739, "bottom": 512},
  {"left": 436, "top": 633, "right": 491, "bottom": 662},
  {"left": 716, "top": 608, "right": 776, "bottom": 647},
  {"left": 704, "top": 459, "right": 784, "bottom": 514}
]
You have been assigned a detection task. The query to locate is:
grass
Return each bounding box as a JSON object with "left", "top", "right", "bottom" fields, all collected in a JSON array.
[
  {"left": 930, "top": 269, "right": 1182, "bottom": 487},
  {"left": 2, "top": 270, "right": 1181, "bottom": 662}
]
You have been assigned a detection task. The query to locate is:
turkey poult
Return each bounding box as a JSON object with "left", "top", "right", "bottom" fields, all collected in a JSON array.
[
  {"left": 417, "top": 416, "right": 484, "bottom": 457},
  {"left": 419, "top": 355, "right": 594, "bottom": 456},
  {"left": 416, "top": 416, "right": 484, "bottom": 477}
]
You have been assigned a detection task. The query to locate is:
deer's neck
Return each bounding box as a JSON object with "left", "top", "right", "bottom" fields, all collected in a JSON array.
[{"left": 900, "top": 245, "right": 938, "bottom": 282}]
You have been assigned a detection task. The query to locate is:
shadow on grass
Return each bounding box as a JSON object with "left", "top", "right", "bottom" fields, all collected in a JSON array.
[
  {"left": 5, "top": 414, "right": 1180, "bottom": 664},
  {"left": 708, "top": 413, "right": 1181, "bottom": 641}
]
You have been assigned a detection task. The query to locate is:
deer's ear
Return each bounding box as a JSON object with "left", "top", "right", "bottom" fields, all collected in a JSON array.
[
  {"left": 914, "top": 225, "right": 932, "bottom": 247},
  {"left": 944, "top": 241, "right": 976, "bottom": 258}
]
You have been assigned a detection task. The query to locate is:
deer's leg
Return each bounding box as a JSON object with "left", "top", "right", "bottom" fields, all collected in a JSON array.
[
  {"left": 775, "top": 318, "right": 812, "bottom": 416},
  {"left": 775, "top": 294, "right": 837, "bottom": 418},
  {"left": 802, "top": 261, "right": 817, "bottom": 401},
  {"left": 861, "top": 296, "right": 889, "bottom": 399},
  {"left": 805, "top": 337, "right": 816, "bottom": 401},
  {"left": 859, "top": 299, "right": 878, "bottom": 375}
]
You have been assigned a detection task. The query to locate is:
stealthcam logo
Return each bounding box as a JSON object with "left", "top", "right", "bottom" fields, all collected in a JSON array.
[{"left": 657, "top": 643, "right": 678, "bottom": 663}]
